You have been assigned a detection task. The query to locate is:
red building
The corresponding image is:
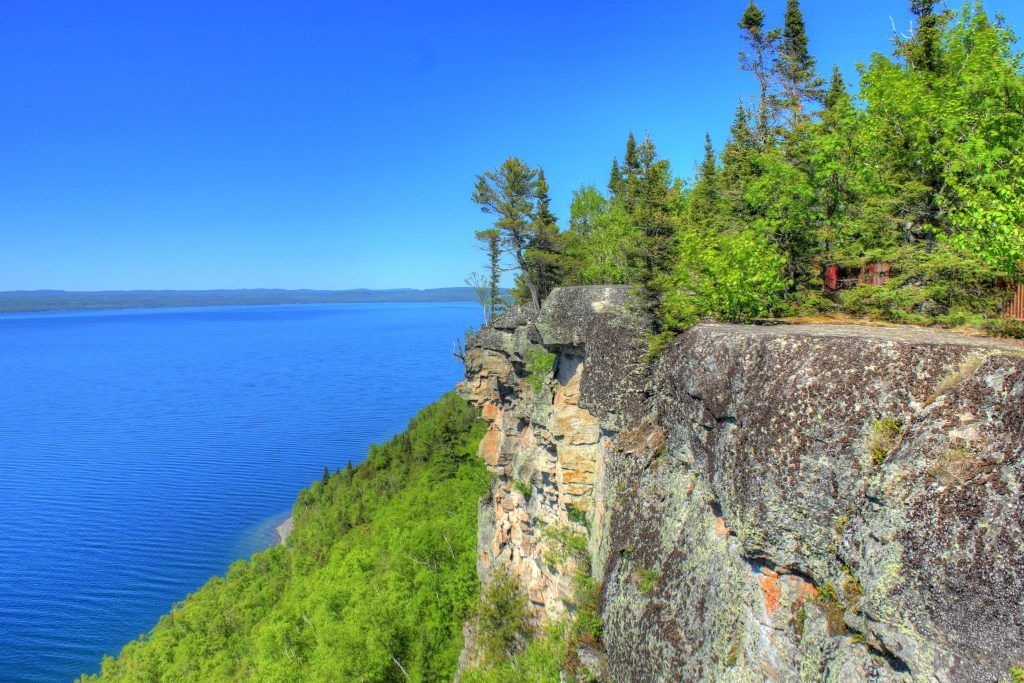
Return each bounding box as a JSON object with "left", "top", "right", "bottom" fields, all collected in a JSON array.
[
  {"left": 1008, "top": 282, "right": 1024, "bottom": 321},
  {"left": 823, "top": 263, "right": 892, "bottom": 293}
]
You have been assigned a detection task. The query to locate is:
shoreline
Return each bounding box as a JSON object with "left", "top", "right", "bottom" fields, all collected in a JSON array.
[{"left": 275, "top": 516, "right": 294, "bottom": 546}]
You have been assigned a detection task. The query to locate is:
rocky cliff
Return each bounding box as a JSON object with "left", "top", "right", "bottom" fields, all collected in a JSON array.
[{"left": 458, "top": 285, "right": 1024, "bottom": 682}]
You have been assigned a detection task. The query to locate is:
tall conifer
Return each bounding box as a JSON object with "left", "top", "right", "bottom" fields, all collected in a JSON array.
[
  {"left": 472, "top": 157, "right": 541, "bottom": 308},
  {"left": 775, "top": 0, "right": 823, "bottom": 125},
  {"left": 738, "top": 1, "right": 779, "bottom": 146},
  {"left": 525, "top": 169, "right": 563, "bottom": 302}
]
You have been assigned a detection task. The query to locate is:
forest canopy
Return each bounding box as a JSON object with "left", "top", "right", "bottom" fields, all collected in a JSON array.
[{"left": 468, "top": 0, "right": 1024, "bottom": 345}]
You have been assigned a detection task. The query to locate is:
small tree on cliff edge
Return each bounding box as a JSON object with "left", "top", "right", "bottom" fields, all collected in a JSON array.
[{"left": 469, "top": 228, "right": 503, "bottom": 322}]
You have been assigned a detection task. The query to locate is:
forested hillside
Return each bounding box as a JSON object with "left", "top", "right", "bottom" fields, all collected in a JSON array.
[
  {"left": 81, "top": 395, "right": 488, "bottom": 682},
  {"left": 468, "top": 0, "right": 1024, "bottom": 348}
]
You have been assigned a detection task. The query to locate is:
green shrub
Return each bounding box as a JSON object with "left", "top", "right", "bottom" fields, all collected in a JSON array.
[
  {"left": 566, "top": 504, "right": 589, "bottom": 530},
  {"left": 461, "top": 623, "right": 567, "bottom": 683},
  {"left": 474, "top": 571, "right": 532, "bottom": 665},
  {"left": 513, "top": 480, "right": 533, "bottom": 501},
  {"left": 868, "top": 417, "right": 902, "bottom": 465},
  {"left": 836, "top": 244, "right": 1009, "bottom": 327},
  {"left": 524, "top": 346, "right": 556, "bottom": 394},
  {"left": 637, "top": 568, "right": 661, "bottom": 595},
  {"left": 662, "top": 228, "right": 790, "bottom": 331},
  {"left": 815, "top": 582, "right": 848, "bottom": 636},
  {"left": 986, "top": 319, "right": 1024, "bottom": 339}
]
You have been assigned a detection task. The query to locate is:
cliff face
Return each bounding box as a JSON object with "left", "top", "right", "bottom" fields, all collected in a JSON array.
[{"left": 458, "top": 286, "right": 1024, "bottom": 682}]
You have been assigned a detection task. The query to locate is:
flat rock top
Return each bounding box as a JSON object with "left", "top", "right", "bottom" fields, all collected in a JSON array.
[{"left": 697, "top": 322, "right": 1024, "bottom": 351}]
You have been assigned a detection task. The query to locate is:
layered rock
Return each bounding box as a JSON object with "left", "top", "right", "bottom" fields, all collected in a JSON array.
[{"left": 459, "top": 286, "right": 1024, "bottom": 682}]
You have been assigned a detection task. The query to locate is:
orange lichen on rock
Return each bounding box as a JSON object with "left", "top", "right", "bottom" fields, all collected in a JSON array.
[
  {"left": 714, "top": 515, "right": 731, "bottom": 537},
  {"left": 759, "top": 570, "right": 782, "bottom": 616}
]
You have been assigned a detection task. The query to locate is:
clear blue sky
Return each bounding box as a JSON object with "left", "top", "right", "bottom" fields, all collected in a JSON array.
[{"left": 2, "top": 1, "right": 1022, "bottom": 291}]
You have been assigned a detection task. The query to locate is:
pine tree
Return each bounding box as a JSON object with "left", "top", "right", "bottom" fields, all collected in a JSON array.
[
  {"left": 721, "top": 104, "right": 759, "bottom": 220},
  {"left": 621, "top": 131, "right": 641, "bottom": 213},
  {"left": 473, "top": 228, "right": 503, "bottom": 321},
  {"left": 823, "top": 64, "right": 847, "bottom": 110},
  {"left": 738, "top": 1, "right": 779, "bottom": 146},
  {"left": 524, "top": 168, "right": 563, "bottom": 302},
  {"left": 689, "top": 134, "right": 721, "bottom": 232},
  {"left": 624, "top": 131, "right": 640, "bottom": 177},
  {"left": 322, "top": 466, "right": 330, "bottom": 485},
  {"left": 899, "top": 0, "right": 948, "bottom": 75},
  {"left": 775, "top": 0, "right": 823, "bottom": 126},
  {"left": 608, "top": 158, "right": 623, "bottom": 197},
  {"left": 472, "top": 157, "right": 541, "bottom": 308},
  {"left": 630, "top": 133, "right": 678, "bottom": 333}
]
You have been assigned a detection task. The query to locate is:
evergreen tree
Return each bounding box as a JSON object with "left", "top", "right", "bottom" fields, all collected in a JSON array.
[
  {"left": 898, "top": 0, "right": 948, "bottom": 75},
  {"left": 473, "top": 229, "right": 503, "bottom": 322},
  {"left": 720, "top": 103, "right": 759, "bottom": 220},
  {"left": 621, "top": 131, "right": 641, "bottom": 213},
  {"left": 630, "top": 133, "right": 679, "bottom": 333},
  {"left": 608, "top": 158, "right": 623, "bottom": 197},
  {"left": 738, "top": 1, "right": 779, "bottom": 146},
  {"left": 775, "top": 0, "right": 824, "bottom": 126},
  {"left": 688, "top": 134, "right": 721, "bottom": 232},
  {"left": 523, "top": 169, "right": 563, "bottom": 302},
  {"left": 823, "top": 64, "right": 847, "bottom": 111},
  {"left": 624, "top": 131, "right": 640, "bottom": 177},
  {"left": 472, "top": 158, "right": 542, "bottom": 308}
]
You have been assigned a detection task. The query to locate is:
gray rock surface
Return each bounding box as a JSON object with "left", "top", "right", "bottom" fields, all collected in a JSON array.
[{"left": 459, "top": 287, "right": 1024, "bottom": 682}]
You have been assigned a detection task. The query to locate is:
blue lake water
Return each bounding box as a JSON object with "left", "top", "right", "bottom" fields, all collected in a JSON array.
[{"left": 0, "top": 302, "right": 480, "bottom": 682}]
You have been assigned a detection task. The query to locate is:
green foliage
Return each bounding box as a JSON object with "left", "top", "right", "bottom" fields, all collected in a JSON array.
[
  {"left": 513, "top": 480, "right": 533, "bottom": 501},
  {"left": 637, "top": 568, "right": 661, "bottom": 595},
  {"left": 562, "top": 187, "right": 636, "bottom": 285},
  {"left": 662, "top": 227, "right": 789, "bottom": 330},
  {"left": 466, "top": 523, "right": 599, "bottom": 681},
  {"left": 565, "top": 504, "right": 590, "bottom": 530},
  {"left": 815, "top": 581, "right": 848, "bottom": 636},
  {"left": 541, "top": 524, "right": 589, "bottom": 571},
  {"left": 470, "top": 228, "right": 505, "bottom": 323},
  {"left": 570, "top": 572, "right": 603, "bottom": 646},
  {"left": 948, "top": 153, "right": 1024, "bottom": 283},
  {"left": 473, "top": 157, "right": 563, "bottom": 309},
  {"left": 841, "top": 566, "right": 863, "bottom": 607},
  {"left": 473, "top": 571, "right": 532, "bottom": 665},
  {"left": 1009, "top": 664, "right": 1024, "bottom": 683},
  {"left": 461, "top": 623, "right": 567, "bottom": 683},
  {"left": 81, "top": 395, "right": 489, "bottom": 682},
  {"left": 524, "top": 346, "right": 556, "bottom": 394},
  {"left": 836, "top": 245, "right": 1009, "bottom": 326},
  {"left": 869, "top": 416, "right": 902, "bottom": 465},
  {"left": 471, "top": 3, "right": 1023, "bottom": 337}
]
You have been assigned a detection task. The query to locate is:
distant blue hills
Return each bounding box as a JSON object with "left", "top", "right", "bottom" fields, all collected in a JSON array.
[{"left": 0, "top": 288, "right": 482, "bottom": 313}]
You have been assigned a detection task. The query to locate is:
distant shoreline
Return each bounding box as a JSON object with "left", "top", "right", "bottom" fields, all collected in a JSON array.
[{"left": 0, "top": 287, "right": 483, "bottom": 314}]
